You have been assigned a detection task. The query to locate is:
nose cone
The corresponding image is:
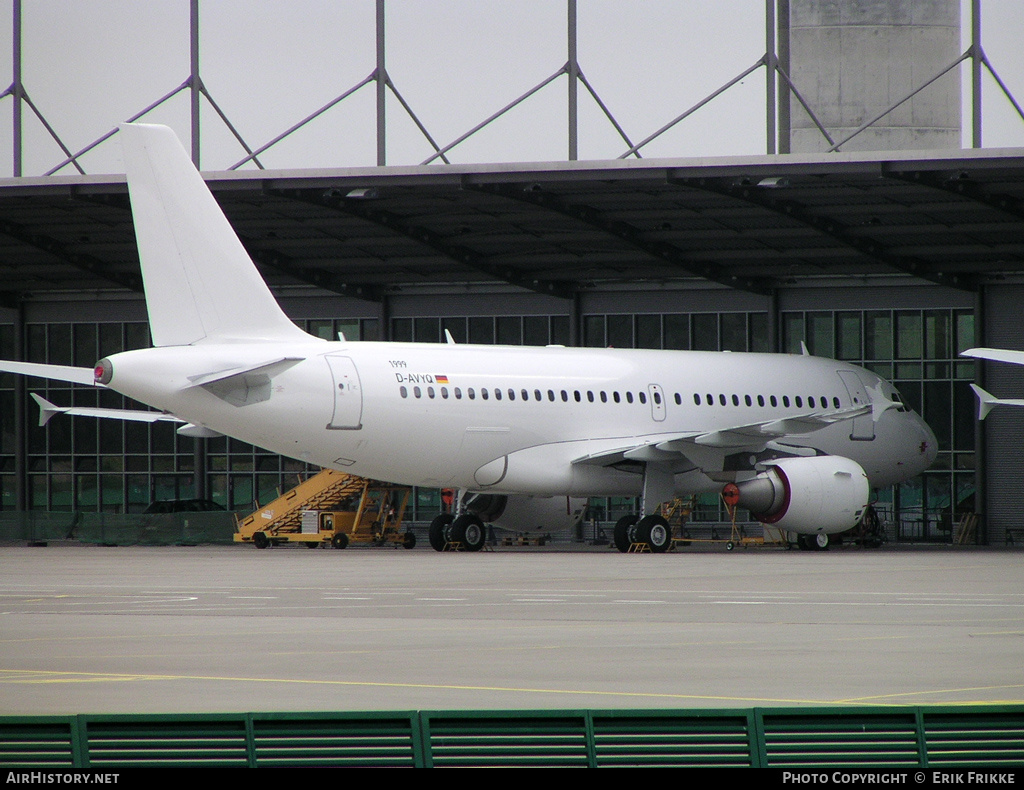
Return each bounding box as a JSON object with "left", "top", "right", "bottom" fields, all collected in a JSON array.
[{"left": 912, "top": 411, "right": 939, "bottom": 474}]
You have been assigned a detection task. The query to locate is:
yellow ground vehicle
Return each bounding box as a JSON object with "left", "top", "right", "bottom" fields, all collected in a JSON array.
[{"left": 234, "top": 469, "right": 413, "bottom": 549}]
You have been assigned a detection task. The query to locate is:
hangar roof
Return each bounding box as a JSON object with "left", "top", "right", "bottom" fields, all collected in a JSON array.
[{"left": 2, "top": 146, "right": 1024, "bottom": 304}]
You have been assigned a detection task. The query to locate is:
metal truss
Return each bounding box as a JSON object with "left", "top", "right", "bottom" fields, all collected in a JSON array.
[{"left": 3, "top": 1, "right": 1023, "bottom": 178}]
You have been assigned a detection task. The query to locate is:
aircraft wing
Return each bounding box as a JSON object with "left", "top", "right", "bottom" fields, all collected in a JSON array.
[
  {"left": 573, "top": 404, "right": 871, "bottom": 468},
  {"left": 962, "top": 347, "right": 1024, "bottom": 366},
  {"left": 0, "top": 360, "right": 99, "bottom": 386}
]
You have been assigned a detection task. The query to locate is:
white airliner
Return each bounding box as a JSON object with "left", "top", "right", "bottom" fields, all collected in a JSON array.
[
  {"left": 0, "top": 124, "right": 937, "bottom": 552},
  {"left": 961, "top": 348, "right": 1024, "bottom": 419}
]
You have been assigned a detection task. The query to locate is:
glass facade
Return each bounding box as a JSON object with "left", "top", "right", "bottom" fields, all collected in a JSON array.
[
  {"left": 0, "top": 306, "right": 975, "bottom": 541},
  {"left": 784, "top": 308, "right": 976, "bottom": 540}
]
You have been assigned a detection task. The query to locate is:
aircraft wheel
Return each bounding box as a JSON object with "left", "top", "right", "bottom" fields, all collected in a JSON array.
[
  {"left": 726, "top": 541, "right": 735, "bottom": 551},
  {"left": 403, "top": 531, "right": 417, "bottom": 550},
  {"left": 252, "top": 532, "right": 269, "bottom": 549},
  {"left": 637, "top": 514, "right": 671, "bottom": 553},
  {"left": 452, "top": 513, "right": 485, "bottom": 552},
  {"left": 613, "top": 515, "right": 639, "bottom": 553},
  {"left": 305, "top": 541, "right": 319, "bottom": 549},
  {"left": 815, "top": 533, "right": 830, "bottom": 550},
  {"left": 429, "top": 513, "right": 454, "bottom": 552},
  {"left": 796, "top": 534, "right": 814, "bottom": 551},
  {"left": 331, "top": 532, "right": 349, "bottom": 550}
]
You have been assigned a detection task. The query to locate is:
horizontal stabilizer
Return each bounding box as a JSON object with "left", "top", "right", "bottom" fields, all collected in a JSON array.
[
  {"left": 0, "top": 360, "right": 98, "bottom": 386},
  {"left": 30, "top": 393, "right": 182, "bottom": 427},
  {"left": 969, "top": 384, "right": 1024, "bottom": 420}
]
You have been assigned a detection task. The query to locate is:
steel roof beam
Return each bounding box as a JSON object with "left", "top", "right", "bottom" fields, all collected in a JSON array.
[
  {"left": 674, "top": 176, "right": 977, "bottom": 292},
  {"left": 271, "top": 187, "right": 575, "bottom": 299},
  {"left": 0, "top": 216, "right": 141, "bottom": 292},
  {"left": 465, "top": 181, "right": 772, "bottom": 295}
]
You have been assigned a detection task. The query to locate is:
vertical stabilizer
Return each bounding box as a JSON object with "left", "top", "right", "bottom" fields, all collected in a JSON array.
[{"left": 119, "top": 123, "right": 312, "bottom": 347}]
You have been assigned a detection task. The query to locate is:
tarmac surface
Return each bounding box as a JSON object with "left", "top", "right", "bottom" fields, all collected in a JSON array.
[{"left": 1, "top": 542, "right": 1023, "bottom": 716}]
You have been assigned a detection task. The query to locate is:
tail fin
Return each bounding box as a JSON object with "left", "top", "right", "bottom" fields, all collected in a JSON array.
[{"left": 119, "top": 123, "right": 311, "bottom": 347}]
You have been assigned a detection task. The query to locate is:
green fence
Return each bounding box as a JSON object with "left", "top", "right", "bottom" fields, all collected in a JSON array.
[
  {"left": 0, "top": 511, "right": 237, "bottom": 545},
  {"left": 1, "top": 706, "right": 1021, "bottom": 768}
]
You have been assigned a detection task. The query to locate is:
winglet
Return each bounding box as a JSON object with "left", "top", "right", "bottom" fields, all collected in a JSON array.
[{"left": 969, "top": 383, "right": 1024, "bottom": 420}]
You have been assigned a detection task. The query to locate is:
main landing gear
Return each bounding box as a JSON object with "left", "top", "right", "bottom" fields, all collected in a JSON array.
[
  {"left": 796, "top": 532, "right": 830, "bottom": 551},
  {"left": 429, "top": 512, "right": 486, "bottom": 552},
  {"left": 613, "top": 513, "right": 672, "bottom": 553}
]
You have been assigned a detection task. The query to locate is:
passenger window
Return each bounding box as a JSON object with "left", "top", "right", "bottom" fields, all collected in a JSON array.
[
  {"left": 731, "top": 394, "right": 739, "bottom": 406},
  {"left": 719, "top": 394, "right": 727, "bottom": 406},
  {"left": 455, "top": 387, "right": 462, "bottom": 399},
  {"left": 795, "top": 396, "right": 802, "bottom": 408},
  {"left": 808, "top": 396, "right": 815, "bottom": 408},
  {"left": 587, "top": 391, "right": 594, "bottom": 403},
  {"left": 600, "top": 391, "right": 608, "bottom": 403},
  {"left": 693, "top": 393, "right": 701, "bottom": 405},
  {"left": 428, "top": 387, "right": 435, "bottom": 399},
  {"left": 782, "top": 396, "right": 790, "bottom": 407},
  {"left": 414, "top": 386, "right": 422, "bottom": 399},
  {"left": 547, "top": 389, "right": 555, "bottom": 401},
  {"left": 770, "top": 395, "right": 777, "bottom": 407},
  {"left": 574, "top": 391, "right": 581, "bottom": 402},
  {"left": 614, "top": 392, "right": 621, "bottom": 403},
  {"left": 482, "top": 389, "right": 489, "bottom": 401},
  {"left": 653, "top": 392, "right": 661, "bottom": 405},
  {"left": 833, "top": 396, "right": 840, "bottom": 409},
  {"left": 561, "top": 390, "right": 568, "bottom": 402},
  {"left": 626, "top": 392, "right": 634, "bottom": 404},
  {"left": 495, "top": 389, "right": 502, "bottom": 401},
  {"left": 706, "top": 394, "right": 713, "bottom": 405},
  {"left": 468, "top": 388, "right": 476, "bottom": 400},
  {"left": 639, "top": 392, "right": 647, "bottom": 404},
  {"left": 507, "top": 389, "right": 515, "bottom": 401},
  {"left": 674, "top": 393, "right": 682, "bottom": 405},
  {"left": 441, "top": 387, "right": 449, "bottom": 399},
  {"left": 757, "top": 395, "right": 765, "bottom": 407},
  {"left": 400, "top": 386, "right": 408, "bottom": 398}
]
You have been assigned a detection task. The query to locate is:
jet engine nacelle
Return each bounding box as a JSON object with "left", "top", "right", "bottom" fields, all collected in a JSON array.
[
  {"left": 464, "top": 493, "right": 588, "bottom": 534},
  {"left": 724, "top": 456, "right": 869, "bottom": 535}
]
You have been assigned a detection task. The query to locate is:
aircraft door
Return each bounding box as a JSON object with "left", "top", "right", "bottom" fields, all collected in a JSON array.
[
  {"left": 326, "top": 354, "right": 363, "bottom": 430},
  {"left": 648, "top": 384, "right": 666, "bottom": 422},
  {"left": 837, "top": 370, "right": 874, "bottom": 440}
]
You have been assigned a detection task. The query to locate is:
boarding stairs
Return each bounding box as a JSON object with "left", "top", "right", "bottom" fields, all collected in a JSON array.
[{"left": 236, "top": 469, "right": 367, "bottom": 538}]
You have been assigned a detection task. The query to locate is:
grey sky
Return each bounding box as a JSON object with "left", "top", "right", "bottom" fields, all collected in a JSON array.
[{"left": 1, "top": 0, "right": 1022, "bottom": 177}]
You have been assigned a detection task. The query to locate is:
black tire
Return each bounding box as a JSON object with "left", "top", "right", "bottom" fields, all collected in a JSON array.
[
  {"left": 815, "top": 533, "right": 830, "bottom": 550},
  {"left": 429, "top": 513, "right": 454, "bottom": 552},
  {"left": 305, "top": 541, "right": 319, "bottom": 549},
  {"left": 613, "top": 514, "right": 639, "bottom": 553},
  {"left": 636, "top": 514, "right": 671, "bottom": 553},
  {"left": 403, "top": 531, "right": 416, "bottom": 550},
  {"left": 331, "top": 532, "right": 349, "bottom": 549},
  {"left": 726, "top": 541, "right": 735, "bottom": 551},
  {"left": 252, "top": 531, "right": 269, "bottom": 549},
  {"left": 451, "top": 513, "right": 486, "bottom": 552}
]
